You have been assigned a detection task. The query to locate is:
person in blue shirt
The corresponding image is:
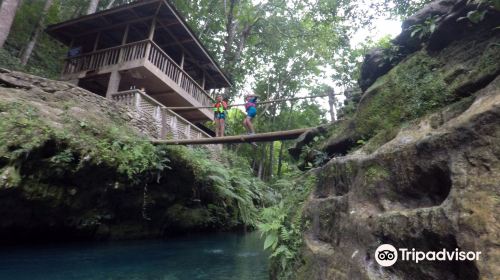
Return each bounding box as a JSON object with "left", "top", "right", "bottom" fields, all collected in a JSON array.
[{"left": 243, "top": 94, "right": 258, "bottom": 134}]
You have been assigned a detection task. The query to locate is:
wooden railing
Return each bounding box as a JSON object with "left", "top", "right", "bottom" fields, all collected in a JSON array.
[
  {"left": 148, "top": 41, "right": 214, "bottom": 117},
  {"left": 63, "top": 40, "right": 149, "bottom": 74},
  {"left": 63, "top": 40, "right": 214, "bottom": 117},
  {"left": 111, "top": 89, "right": 212, "bottom": 141}
]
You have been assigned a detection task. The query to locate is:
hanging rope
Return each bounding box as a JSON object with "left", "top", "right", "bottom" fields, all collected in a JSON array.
[{"left": 165, "top": 93, "right": 341, "bottom": 110}]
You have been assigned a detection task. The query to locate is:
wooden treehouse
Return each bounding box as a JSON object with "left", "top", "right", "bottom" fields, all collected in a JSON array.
[{"left": 46, "top": 0, "right": 231, "bottom": 141}]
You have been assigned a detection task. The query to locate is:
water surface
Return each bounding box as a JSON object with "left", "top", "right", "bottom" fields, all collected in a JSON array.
[{"left": 0, "top": 232, "right": 269, "bottom": 280}]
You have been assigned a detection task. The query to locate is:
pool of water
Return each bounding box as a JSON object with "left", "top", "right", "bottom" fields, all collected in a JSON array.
[{"left": 0, "top": 232, "right": 269, "bottom": 280}]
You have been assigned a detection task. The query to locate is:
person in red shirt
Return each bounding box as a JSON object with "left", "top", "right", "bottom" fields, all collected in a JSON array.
[{"left": 213, "top": 94, "right": 228, "bottom": 137}]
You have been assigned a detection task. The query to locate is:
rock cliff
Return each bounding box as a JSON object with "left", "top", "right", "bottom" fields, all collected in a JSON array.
[{"left": 292, "top": 1, "right": 500, "bottom": 279}]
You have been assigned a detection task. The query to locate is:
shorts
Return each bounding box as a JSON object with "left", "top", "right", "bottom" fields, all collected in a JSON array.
[
  {"left": 215, "top": 112, "right": 226, "bottom": 120},
  {"left": 246, "top": 107, "right": 257, "bottom": 119}
]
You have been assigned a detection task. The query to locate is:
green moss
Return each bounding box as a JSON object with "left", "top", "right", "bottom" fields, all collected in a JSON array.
[
  {"left": 355, "top": 51, "right": 453, "bottom": 140},
  {"left": 0, "top": 166, "right": 21, "bottom": 188},
  {"left": 466, "top": 43, "right": 500, "bottom": 82},
  {"left": 0, "top": 100, "right": 164, "bottom": 181},
  {"left": 364, "top": 164, "right": 390, "bottom": 184},
  {"left": 166, "top": 204, "right": 211, "bottom": 229}
]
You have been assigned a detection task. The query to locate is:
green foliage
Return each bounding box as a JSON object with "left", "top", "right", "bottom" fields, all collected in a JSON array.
[
  {"left": 166, "top": 204, "right": 212, "bottom": 229},
  {"left": 375, "top": 35, "right": 403, "bottom": 67},
  {"left": 0, "top": 100, "right": 167, "bottom": 182},
  {"left": 258, "top": 172, "right": 316, "bottom": 279},
  {"left": 355, "top": 51, "right": 453, "bottom": 140},
  {"left": 0, "top": 48, "right": 24, "bottom": 71},
  {"left": 164, "top": 145, "right": 271, "bottom": 228},
  {"left": 409, "top": 15, "right": 440, "bottom": 40},
  {"left": 457, "top": 1, "right": 500, "bottom": 25},
  {"left": 381, "top": 0, "right": 434, "bottom": 19}
]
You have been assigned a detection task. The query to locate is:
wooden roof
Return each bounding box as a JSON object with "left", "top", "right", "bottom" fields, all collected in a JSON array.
[{"left": 46, "top": 0, "right": 231, "bottom": 89}]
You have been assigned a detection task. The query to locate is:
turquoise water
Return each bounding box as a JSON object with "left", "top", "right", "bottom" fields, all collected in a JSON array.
[{"left": 0, "top": 232, "right": 269, "bottom": 280}]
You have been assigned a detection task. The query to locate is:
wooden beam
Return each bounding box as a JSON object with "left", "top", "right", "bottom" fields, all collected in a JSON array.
[
  {"left": 159, "top": 20, "right": 181, "bottom": 28},
  {"left": 150, "top": 91, "right": 176, "bottom": 98},
  {"left": 47, "top": 0, "right": 160, "bottom": 31},
  {"left": 152, "top": 128, "right": 311, "bottom": 145},
  {"left": 71, "top": 16, "right": 155, "bottom": 39},
  {"left": 159, "top": 38, "right": 194, "bottom": 47}
]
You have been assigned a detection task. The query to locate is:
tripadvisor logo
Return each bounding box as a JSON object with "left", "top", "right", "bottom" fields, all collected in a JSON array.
[
  {"left": 375, "top": 244, "right": 398, "bottom": 267},
  {"left": 374, "top": 244, "right": 481, "bottom": 267}
]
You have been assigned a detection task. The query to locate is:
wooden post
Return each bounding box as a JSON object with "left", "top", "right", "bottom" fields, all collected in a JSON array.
[
  {"left": 122, "top": 24, "right": 130, "bottom": 46},
  {"left": 118, "top": 24, "right": 129, "bottom": 62},
  {"left": 172, "top": 116, "right": 178, "bottom": 139},
  {"left": 202, "top": 72, "right": 206, "bottom": 89},
  {"left": 177, "top": 52, "right": 185, "bottom": 85},
  {"left": 106, "top": 71, "right": 121, "bottom": 99},
  {"left": 144, "top": 19, "right": 156, "bottom": 60},
  {"left": 93, "top": 32, "right": 101, "bottom": 51},
  {"left": 180, "top": 52, "right": 185, "bottom": 69},
  {"left": 160, "top": 109, "right": 167, "bottom": 139},
  {"left": 87, "top": 32, "right": 100, "bottom": 70},
  {"left": 135, "top": 90, "right": 142, "bottom": 111},
  {"left": 186, "top": 125, "right": 191, "bottom": 139}
]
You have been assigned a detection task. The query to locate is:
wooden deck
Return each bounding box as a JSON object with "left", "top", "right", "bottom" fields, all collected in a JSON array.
[{"left": 63, "top": 40, "right": 214, "bottom": 120}]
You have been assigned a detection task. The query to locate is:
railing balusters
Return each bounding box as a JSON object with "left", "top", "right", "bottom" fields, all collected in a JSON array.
[
  {"left": 111, "top": 89, "right": 211, "bottom": 141},
  {"left": 63, "top": 40, "right": 149, "bottom": 75}
]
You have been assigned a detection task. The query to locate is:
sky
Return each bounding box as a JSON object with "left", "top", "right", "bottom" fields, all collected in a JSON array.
[{"left": 318, "top": 18, "right": 402, "bottom": 120}]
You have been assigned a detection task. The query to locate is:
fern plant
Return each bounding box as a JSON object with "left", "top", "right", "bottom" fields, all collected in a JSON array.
[{"left": 258, "top": 173, "right": 317, "bottom": 279}]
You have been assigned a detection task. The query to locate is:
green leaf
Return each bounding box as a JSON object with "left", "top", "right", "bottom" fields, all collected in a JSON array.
[
  {"left": 410, "top": 29, "right": 421, "bottom": 38},
  {"left": 467, "top": 10, "right": 482, "bottom": 24},
  {"left": 429, "top": 23, "right": 436, "bottom": 33},
  {"left": 263, "top": 232, "right": 278, "bottom": 250},
  {"left": 491, "top": 0, "right": 500, "bottom": 10}
]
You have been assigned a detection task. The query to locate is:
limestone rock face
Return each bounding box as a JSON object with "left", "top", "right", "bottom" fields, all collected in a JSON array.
[
  {"left": 358, "top": 48, "right": 395, "bottom": 93},
  {"left": 297, "top": 76, "right": 500, "bottom": 279},
  {"left": 294, "top": 0, "right": 500, "bottom": 278},
  {"left": 358, "top": 0, "right": 500, "bottom": 91}
]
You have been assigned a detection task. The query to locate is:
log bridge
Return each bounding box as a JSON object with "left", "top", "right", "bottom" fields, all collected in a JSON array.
[{"left": 152, "top": 128, "right": 310, "bottom": 145}]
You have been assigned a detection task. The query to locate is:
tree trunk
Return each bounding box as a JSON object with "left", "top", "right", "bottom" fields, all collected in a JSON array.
[
  {"left": 328, "top": 88, "right": 337, "bottom": 121},
  {"left": 106, "top": 0, "right": 116, "bottom": 9},
  {"left": 86, "top": 0, "right": 100, "bottom": 15},
  {"left": 277, "top": 103, "right": 294, "bottom": 177},
  {"left": 20, "top": 0, "right": 54, "bottom": 65},
  {"left": 268, "top": 141, "right": 274, "bottom": 180},
  {"left": 222, "top": 0, "right": 237, "bottom": 70},
  {"left": 257, "top": 145, "right": 266, "bottom": 180},
  {"left": 277, "top": 141, "right": 284, "bottom": 177},
  {"left": 0, "top": 0, "right": 22, "bottom": 49}
]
